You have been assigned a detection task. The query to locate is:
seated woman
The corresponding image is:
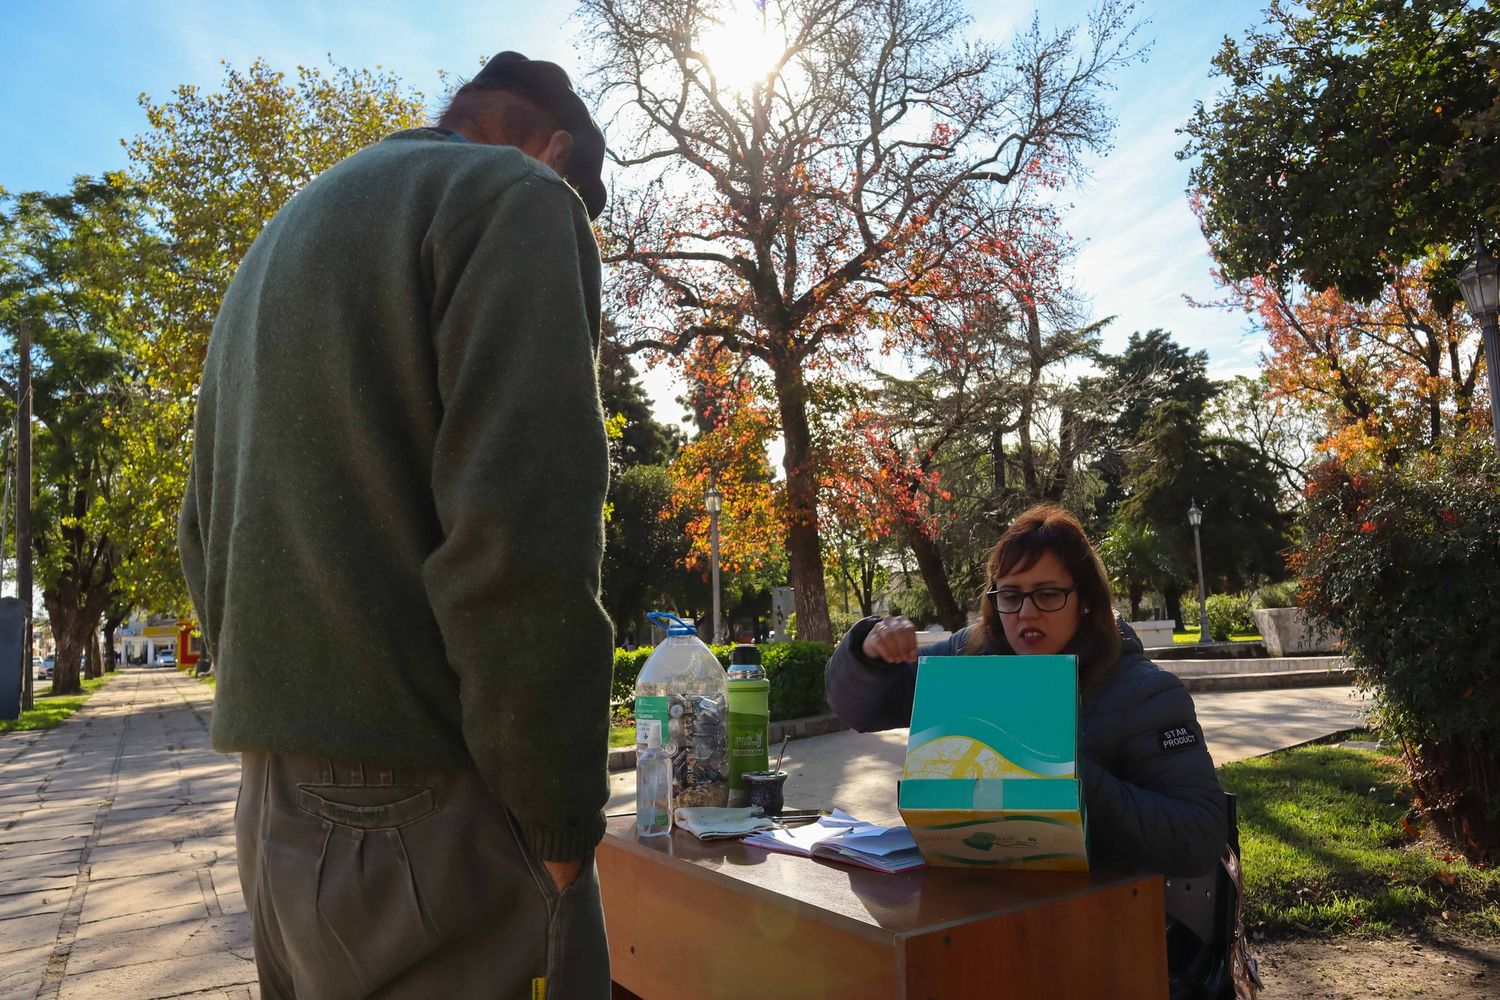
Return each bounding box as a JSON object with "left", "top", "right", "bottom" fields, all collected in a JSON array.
[{"left": 825, "top": 503, "right": 1226, "bottom": 877}]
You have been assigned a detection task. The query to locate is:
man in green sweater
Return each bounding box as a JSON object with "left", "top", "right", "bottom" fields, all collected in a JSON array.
[{"left": 179, "top": 52, "right": 614, "bottom": 998}]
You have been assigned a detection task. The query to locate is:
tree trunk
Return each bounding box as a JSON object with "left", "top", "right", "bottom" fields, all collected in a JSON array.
[
  {"left": 902, "top": 519, "right": 965, "bottom": 631},
  {"left": 1017, "top": 300, "right": 1044, "bottom": 497},
  {"left": 45, "top": 600, "right": 85, "bottom": 696},
  {"left": 991, "top": 426, "right": 1007, "bottom": 496},
  {"left": 84, "top": 626, "right": 102, "bottom": 680},
  {"left": 773, "top": 362, "right": 832, "bottom": 641},
  {"left": 1164, "top": 587, "right": 1184, "bottom": 631},
  {"left": 103, "top": 620, "right": 119, "bottom": 672},
  {"left": 1129, "top": 582, "right": 1143, "bottom": 620},
  {"left": 42, "top": 578, "right": 113, "bottom": 695}
]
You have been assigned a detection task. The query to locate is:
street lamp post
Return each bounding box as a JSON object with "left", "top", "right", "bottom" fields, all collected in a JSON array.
[
  {"left": 1187, "top": 499, "right": 1209, "bottom": 645},
  {"left": 705, "top": 485, "right": 723, "bottom": 645},
  {"left": 1458, "top": 232, "right": 1500, "bottom": 450}
]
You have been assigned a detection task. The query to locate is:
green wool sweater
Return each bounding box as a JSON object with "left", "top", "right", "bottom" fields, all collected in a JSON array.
[{"left": 178, "top": 129, "right": 614, "bottom": 861}]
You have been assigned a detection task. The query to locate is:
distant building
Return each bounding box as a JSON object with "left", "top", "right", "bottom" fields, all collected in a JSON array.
[{"left": 114, "top": 614, "right": 202, "bottom": 667}]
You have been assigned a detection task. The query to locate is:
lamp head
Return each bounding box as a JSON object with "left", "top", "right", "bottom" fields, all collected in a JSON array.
[{"left": 1459, "top": 231, "right": 1500, "bottom": 322}]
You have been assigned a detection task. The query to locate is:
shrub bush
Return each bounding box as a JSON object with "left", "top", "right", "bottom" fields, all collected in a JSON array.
[
  {"left": 885, "top": 582, "right": 938, "bottom": 627},
  {"left": 1252, "top": 579, "right": 1300, "bottom": 609},
  {"left": 1208, "top": 593, "right": 1256, "bottom": 641},
  {"left": 1180, "top": 593, "right": 1256, "bottom": 640},
  {"left": 784, "top": 610, "right": 862, "bottom": 641},
  {"left": 1295, "top": 445, "right": 1500, "bottom": 859},
  {"left": 612, "top": 640, "right": 835, "bottom": 722}
]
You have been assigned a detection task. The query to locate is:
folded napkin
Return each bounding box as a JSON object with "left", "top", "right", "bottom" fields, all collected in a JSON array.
[{"left": 673, "top": 806, "right": 778, "bottom": 840}]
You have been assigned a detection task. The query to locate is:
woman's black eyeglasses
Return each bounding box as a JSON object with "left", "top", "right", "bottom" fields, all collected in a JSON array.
[{"left": 986, "top": 586, "right": 1078, "bottom": 614}]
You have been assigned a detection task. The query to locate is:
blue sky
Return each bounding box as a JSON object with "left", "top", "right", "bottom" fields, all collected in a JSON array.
[{"left": 2, "top": 0, "right": 1269, "bottom": 424}]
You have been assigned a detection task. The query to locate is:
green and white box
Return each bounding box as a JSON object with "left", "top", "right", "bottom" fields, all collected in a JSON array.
[{"left": 897, "top": 654, "right": 1088, "bottom": 871}]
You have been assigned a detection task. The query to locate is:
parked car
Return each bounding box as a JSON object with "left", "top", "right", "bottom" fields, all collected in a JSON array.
[
  {"left": 158, "top": 651, "right": 175, "bottom": 667},
  {"left": 39, "top": 655, "right": 55, "bottom": 680}
]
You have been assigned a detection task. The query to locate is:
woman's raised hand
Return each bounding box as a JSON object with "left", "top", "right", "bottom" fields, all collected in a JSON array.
[{"left": 862, "top": 615, "right": 919, "bottom": 664}]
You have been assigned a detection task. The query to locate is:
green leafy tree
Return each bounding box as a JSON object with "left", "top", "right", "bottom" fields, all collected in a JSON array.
[
  {"left": 1180, "top": 0, "right": 1500, "bottom": 303},
  {"left": 121, "top": 59, "right": 427, "bottom": 625},
  {"left": 0, "top": 176, "right": 154, "bottom": 694},
  {"left": 1088, "top": 328, "right": 1219, "bottom": 518},
  {"left": 1119, "top": 399, "right": 1290, "bottom": 626},
  {"left": 1097, "top": 515, "right": 1178, "bottom": 620},
  {"left": 601, "top": 464, "right": 695, "bottom": 638},
  {"left": 599, "top": 328, "right": 682, "bottom": 471}
]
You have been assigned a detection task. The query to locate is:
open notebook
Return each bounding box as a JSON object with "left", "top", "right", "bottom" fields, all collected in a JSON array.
[{"left": 742, "top": 809, "right": 926, "bottom": 874}]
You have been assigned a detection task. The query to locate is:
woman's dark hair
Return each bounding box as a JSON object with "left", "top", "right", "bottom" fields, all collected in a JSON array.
[{"left": 965, "top": 504, "right": 1122, "bottom": 690}]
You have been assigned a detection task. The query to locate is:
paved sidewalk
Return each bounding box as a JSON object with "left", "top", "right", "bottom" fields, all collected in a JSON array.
[
  {"left": 1, "top": 669, "right": 1366, "bottom": 998},
  {"left": 606, "top": 684, "right": 1370, "bottom": 825},
  {"left": 0, "top": 668, "right": 253, "bottom": 1000}
]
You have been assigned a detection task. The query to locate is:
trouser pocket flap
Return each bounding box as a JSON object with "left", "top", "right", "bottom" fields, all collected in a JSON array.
[{"left": 295, "top": 784, "right": 435, "bottom": 829}]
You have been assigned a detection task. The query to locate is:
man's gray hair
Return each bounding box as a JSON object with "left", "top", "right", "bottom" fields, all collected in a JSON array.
[{"left": 436, "top": 81, "right": 561, "bottom": 147}]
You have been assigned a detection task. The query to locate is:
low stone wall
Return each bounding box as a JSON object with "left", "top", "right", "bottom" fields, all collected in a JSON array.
[
  {"left": 1127, "top": 619, "right": 1176, "bottom": 648},
  {"left": 1252, "top": 607, "right": 1343, "bottom": 657}
]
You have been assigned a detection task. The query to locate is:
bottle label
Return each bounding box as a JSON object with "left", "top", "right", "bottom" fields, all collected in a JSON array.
[
  {"left": 727, "top": 712, "right": 770, "bottom": 792},
  {"left": 635, "top": 695, "right": 670, "bottom": 751}
]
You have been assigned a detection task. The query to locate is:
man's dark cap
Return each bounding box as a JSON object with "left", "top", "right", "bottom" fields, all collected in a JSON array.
[{"left": 472, "top": 51, "right": 606, "bottom": 219}]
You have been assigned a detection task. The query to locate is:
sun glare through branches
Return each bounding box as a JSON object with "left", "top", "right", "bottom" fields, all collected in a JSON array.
[{"left": 695, "top": 1, "right": 786, "bottom": 94}]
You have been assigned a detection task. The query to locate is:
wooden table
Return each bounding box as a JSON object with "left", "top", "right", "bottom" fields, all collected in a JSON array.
[{"left": 598, "top": 816, "right": 1168, "bottom": 999}]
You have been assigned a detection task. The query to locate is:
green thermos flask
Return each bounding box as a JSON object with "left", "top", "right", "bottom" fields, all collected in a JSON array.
[{"left": 726, "top": 644, "right": 770, "bottom": 807}]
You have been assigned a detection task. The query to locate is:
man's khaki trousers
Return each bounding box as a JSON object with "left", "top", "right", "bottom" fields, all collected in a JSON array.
[{"left": 236, "top": 752, "right": 609, "bottom": 999}]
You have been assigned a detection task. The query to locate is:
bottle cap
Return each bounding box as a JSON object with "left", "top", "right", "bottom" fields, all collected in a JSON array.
[
  {"left": 647, "top": 611, "right": 698, "bottom": 637},
  {"left": 730, "top": 643, "right": 762, "bottom": 665}
]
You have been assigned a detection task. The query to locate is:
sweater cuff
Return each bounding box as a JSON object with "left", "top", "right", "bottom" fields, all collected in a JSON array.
[
  {"left": 846, "top": 616, "right": 885, "bottom": 668},
  {"left": 523, "top": 811, "right": 607, "bottom": 862}
]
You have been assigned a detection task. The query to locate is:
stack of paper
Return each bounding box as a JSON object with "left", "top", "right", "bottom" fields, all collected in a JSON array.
[{"left": 742, "top": 809, "right": 925, "bottom": 874}]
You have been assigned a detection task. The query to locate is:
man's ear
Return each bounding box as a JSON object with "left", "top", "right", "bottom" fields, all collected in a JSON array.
[{"left": 538, "top": 129, "right": 574, "bottom": 175}]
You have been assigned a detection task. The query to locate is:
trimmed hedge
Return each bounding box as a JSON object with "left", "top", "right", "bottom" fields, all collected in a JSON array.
[{"left": 612, "top": 640, "right": 835, "bottom": 722}]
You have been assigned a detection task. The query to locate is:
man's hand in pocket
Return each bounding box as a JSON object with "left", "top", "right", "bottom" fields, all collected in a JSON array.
[{"left": 543, "top": 859, "right": 582, "bottom": 892}]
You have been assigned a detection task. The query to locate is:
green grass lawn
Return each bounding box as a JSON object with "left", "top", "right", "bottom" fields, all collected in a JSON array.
[
  {"left": 0, "top": 674, "right": 116, "bottom": 734},
  {"left": 1173, "top": 630, "right": 1262, "bottom": 644},
  {"left": 609, "top": 725, "right": 635, "bottom": 748},
  {"left": 1222, "top": 739, "right": 1500, "bottom": 938}
]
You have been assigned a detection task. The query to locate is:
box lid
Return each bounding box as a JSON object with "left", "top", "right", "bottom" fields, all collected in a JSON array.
[{"left": 904, "top": 655, "right": 1079, "bottom": 779}]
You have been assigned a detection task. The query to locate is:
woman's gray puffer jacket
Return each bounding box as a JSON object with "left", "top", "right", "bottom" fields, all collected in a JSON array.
[{"left": 825, "top": 616, "right": 1227, "bottom": 877}]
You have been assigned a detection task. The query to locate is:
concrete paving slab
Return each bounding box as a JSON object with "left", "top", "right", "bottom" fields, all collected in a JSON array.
[
  {"left": 0, "top": 834, "right": 91, "bottom": 860},
  {"left": 2, "top": 804, "right": 105, "bottom": 826},
  {"left": 79, "top": 870, "right": 207, "bottom": 924},
  {"left": 66, "top": 915, "right": 252, "bottom": 976},
  {"left": 0, "top": 820, "right": 97, "bottom": 844},
  {"left": 95, "top": 808, "right": 235, "bottom": 847},
  {"left": 88, "top": 836, "right": 236, "bottom": 882},
  {"left": 158, "top": 985, "right": 260, "bottom": 1000},
  {"left": 0, "top": 885, "right": 71, "bottom": 920},
  {"left": 0, "top": 909, "right": 65, "bottom": 950},
  {"left": 0, "top": 872, "right": 80, "bottom": 897},
  {"left": 72, "top": 900, "right": 212, "bottom": 939},
  {"left": 0, "top": 854, "right": 81, "bottom": 882},
  {"left": 57, "top": 951, "right": 259, "bottom": 1000},
  {"left": 0, "top": 944, "right": 54, "bottom": 998}
]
